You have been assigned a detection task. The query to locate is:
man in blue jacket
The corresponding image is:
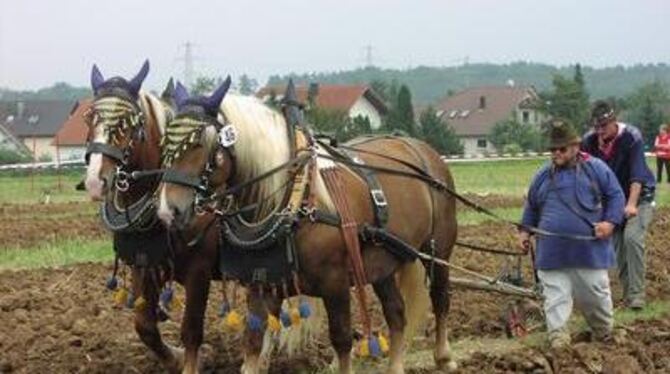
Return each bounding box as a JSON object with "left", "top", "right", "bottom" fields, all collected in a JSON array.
[
  {"left": 582, "top": 101, "right": 656, "bottom": 310},
  {"left": 518, "top": 120, "right": 625, "bottom": 349}
]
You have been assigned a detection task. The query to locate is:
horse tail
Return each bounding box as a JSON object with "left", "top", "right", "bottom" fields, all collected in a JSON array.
[{"left": 397, "top": 260, "right": 431, "bottom": 348}]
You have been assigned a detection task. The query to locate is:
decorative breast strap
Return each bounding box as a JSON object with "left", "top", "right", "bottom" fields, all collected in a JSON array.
[{"left": 320, "top": 166, "right": 373, "bottom": 339}]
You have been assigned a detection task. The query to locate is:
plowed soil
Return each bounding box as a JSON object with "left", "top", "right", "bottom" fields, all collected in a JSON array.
[{"left": 1, "top": 199, "right": 668, "bottom": 373}]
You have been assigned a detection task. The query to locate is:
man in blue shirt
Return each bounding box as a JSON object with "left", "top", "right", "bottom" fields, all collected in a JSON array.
[
  {"left": 582, "top": 100, "right": 656, "bottom": 310},
  {"left": 518, "top": 120, "right": 625, "bottom": 349}
]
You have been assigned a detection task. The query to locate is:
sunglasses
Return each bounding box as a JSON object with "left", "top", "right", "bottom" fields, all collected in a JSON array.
[{"left": 549, "top": 146, "right": 568, "bottom": 153}]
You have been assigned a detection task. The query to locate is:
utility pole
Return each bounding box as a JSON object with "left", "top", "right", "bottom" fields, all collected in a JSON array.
[
  {"left": 364, "top": 44, "right": 374, "bottom": 68},
  {"left": 175, "top": 42, "right": 196, "bottom": 89}
]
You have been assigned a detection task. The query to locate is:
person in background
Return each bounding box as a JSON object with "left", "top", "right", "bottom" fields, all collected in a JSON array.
[
  {"left": 581, "top": 100, "right": 656, "bottom": 310},
  {"left": 518, "top": 120, "right": 625, "bottom": 349},
  {"left": 654, "top": 124, "right": 670, "bottom": 183}
]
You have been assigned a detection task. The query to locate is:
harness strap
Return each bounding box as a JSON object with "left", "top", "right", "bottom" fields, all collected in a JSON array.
[
  {"left": 340, "top": 148, "right": 389, "bottom": 228},
  {"left": 85, "top": 142, "right": 125, "bottom": 164},
  {"left": 161, "top": 169, "right": 206, "bottom": 192},
  {"left": 321, "top": 166, "right": 373, "bottom": 337}
]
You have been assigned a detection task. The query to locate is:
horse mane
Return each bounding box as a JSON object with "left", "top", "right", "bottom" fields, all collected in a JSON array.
[
  {"left": 139, "top": 91, "right": 169, "bottom": 136},
  {"left": 218, "top": 94, "right": 291, "bottom": 217}
]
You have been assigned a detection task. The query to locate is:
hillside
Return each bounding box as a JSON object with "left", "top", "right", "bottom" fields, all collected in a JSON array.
[{"left": 268, "top": 62, "right": 670, "bottom": 104}]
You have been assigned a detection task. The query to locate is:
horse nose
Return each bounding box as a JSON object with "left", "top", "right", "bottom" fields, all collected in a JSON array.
[{"left": 85, "top": 175, "right": 107, "bottom": 201}]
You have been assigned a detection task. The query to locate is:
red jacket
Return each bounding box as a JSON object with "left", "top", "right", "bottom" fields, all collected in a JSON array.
[{"left": 655, "top": 133, "right": 670, "bottom": 159}]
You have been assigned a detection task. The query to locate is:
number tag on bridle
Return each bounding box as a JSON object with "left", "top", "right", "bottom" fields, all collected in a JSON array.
[{"left": 218, "top": 125, "right": 237, "bottom": 148}]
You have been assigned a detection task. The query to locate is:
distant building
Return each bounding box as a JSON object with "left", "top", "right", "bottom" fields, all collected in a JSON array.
[
  {"left": 257, "top": 83, "right": 388, "bottom": 130},
  {"left": 52, "top": 99, "right": 92, "bottom": 161},
  {"left": 0, "top": 100, "right": 77, "bottom": 161},
  {"left": 434, "top": 85, "right": 546, "bottom": 155},
  {"left": 0, "top": 121, "right": 30, "bottom": 155}
]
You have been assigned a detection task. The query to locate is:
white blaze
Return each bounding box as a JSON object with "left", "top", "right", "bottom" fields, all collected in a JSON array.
[
  {"left": 157, "top": 186, "right": 174, "bottom": 227},
  {"left": 84, "top": 153, "right": 104, "bottom": 201}
]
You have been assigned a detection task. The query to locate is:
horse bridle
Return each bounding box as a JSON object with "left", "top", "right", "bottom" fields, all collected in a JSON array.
[
  {"left": 160, "top": 110, "right": 237, "bottom": 214},
  {"left": 85, "top": 92, "right": 146, "bottom": 193}
]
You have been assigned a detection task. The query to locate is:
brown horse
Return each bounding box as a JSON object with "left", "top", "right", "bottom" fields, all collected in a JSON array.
[
  {"left": 84, "top": 62, "right": 222, "bottom": 373},
  {"left": 157, "top": 81, "right": 458, "bottom": 373}
]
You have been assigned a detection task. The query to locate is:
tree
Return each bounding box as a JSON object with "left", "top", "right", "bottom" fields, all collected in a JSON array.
[
  {"left": 489, "top": 119, "right": 544, "bottom": 152},
  {"left": 191, "top": 76, "right": 224, "bottom": 96},
  {"left": 305, "top": 107, "right": 371, "bottom": 142},
  {"left": 385, "top": 85, "right": 417, "bottom": 136},
  {"left": 238, "top": 74, "right": 258, "bottom": 95},
  {"left": 541, "top": 64, "right": 590, "bottom": 132},
  {"left": 418, "top": 106, "right": 463, "bottom": 155},
  {"left": 623, "top": 81, "right": 670, "bottom": 146}
]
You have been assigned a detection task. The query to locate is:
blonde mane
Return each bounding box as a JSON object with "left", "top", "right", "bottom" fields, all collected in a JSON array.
[
  {"left": 139, "top": 91, "right": 169, "bottom": 136},
  {"left": 219, "top": 94, "right": 291, "bottom": 216}
]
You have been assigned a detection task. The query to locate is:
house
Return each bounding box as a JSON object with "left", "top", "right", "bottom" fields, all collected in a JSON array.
[
  {"left": 0, "top": 100, "right": 77, "bottom": 161},
  {"left": 0, "top": 122, "right": 30, "bottom": 155},
  {"left": 52, "top": 99, "right": 92, "bottom": 161},
  {"left": 257, "top": 83, "right": 388, "bottom": 130},
  {"left": 434, "top": 85, "right": 546, "bottom": 155}
]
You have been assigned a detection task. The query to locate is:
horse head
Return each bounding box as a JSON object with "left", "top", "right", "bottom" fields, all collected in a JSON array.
[
  {"left": 84, "top": 61, "right": 173, "bottom": 203},
  {"left": 157, "top": 77, "right": 235, "bottom": 229}
]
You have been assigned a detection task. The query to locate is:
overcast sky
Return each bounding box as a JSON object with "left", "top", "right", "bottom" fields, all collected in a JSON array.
[{"left": 1, "top": 0, "right": 668, "bottom": 91}]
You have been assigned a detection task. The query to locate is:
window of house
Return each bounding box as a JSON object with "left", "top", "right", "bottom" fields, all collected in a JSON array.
[
  {"left": 522, "top": 111, "right": 530, "bottom": 123},
  {"left": 477, "top": 139, "right": 487, "bottom": 148}
]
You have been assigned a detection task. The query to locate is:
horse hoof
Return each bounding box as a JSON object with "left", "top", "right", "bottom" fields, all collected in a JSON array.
[
  {"left": 436, "top": 358, "right": 458, "bottom": 372},
  {"left": 165, "top": 346, "right": 185, "bottom": 374},
  {"left": 386, "top": 365, "right": 405, "bottom": 374}
]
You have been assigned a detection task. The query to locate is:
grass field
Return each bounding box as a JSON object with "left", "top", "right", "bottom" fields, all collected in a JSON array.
[
  {"left": 0, "top": 169, "right": 87, "bottom": 204},
  {"left": 0, "top": 239, "right": 112, "bottom": 270},
  {"left": 449, "top": 157, "right": 670, "bottom": 205}
]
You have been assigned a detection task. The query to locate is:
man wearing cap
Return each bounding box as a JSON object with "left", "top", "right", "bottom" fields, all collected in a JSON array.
[
  {"left": 518, "top": 120, "right": 625, "bottom": 349},
  {"left": 582, "top": 100, "right": 656, "bottom": 310}
]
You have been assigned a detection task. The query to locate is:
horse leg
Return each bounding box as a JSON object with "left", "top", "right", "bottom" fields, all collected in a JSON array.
[
  {"left": 131, "top": 267, "right": 184, "bottom": 373},
  {"left": 180, "top": 261, "right": 212, "bottom": 374},
  {"left": 373, "top": 276, "right": 406, "bottom": 374},
  {"left": 429, "top": 264, "right": 457, "bottom": 371},
  {"left": 323, "top": 291, "right": 353, "bottom": 374},
  {"left": 241, "top": 288, "right": 267, "bottom": 374}
]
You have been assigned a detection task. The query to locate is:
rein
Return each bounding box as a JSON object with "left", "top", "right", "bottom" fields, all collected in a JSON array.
[{"left": 316, "top": 142, "right": 597, "bottom": 242}]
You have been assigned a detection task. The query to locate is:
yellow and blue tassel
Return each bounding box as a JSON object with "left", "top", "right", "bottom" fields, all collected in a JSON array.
[
  {"left": 113, "top": 287, "right": 129, "bottom": 307},
  {"left": 160, "top": 287, "right": 174, "bottom": 311},
  {"left": 298, "top": 299, "right": 312, "bottom": 319},
  {"left": 133, "top": 296, "right": 147, "bottom": 312},
  {"left": 267, "top": 314, "right": 281, "bottom": 333},
  {"left": 218, "top": 302, "right": 231, "bottom": 318},
  {"left": 105, "top": 276, "right": 118, "bottom": 291},
  {"left": 379, "top": 334, "right": 390, "bottom": 354},
  {"left": 290, "top": 307, "right": 301, "bottom": 326},
  {"left": 279, "top": 309, "right": 292, "bottom": 328},
  {"left": 221, "top": 310, "right": 243, "bottom": 332},
  {"left": 357, "top": 334, "right": 387, "bottom": 358},
  {"left": 247, "top": 313, "right": 263, "bottom": 333}
]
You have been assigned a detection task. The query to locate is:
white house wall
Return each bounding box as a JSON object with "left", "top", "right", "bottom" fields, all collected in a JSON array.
[
  {"left": 461, "top": 136, "right": 497, "bottom": 156},
  {"left": 349, "top": 97, "right": 383, "bottom": 130},
  {"left": 59, "top": 146, "right": 86, "bottom": 161},
  {"left": 22, "top": 137, "right": 56, "bottom": 161}
]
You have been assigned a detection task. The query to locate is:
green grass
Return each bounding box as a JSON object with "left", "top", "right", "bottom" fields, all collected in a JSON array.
[
  {"left": 0, "top": 239, "right": 113, "bottom": 270},
  {"left": 0, "top": 169, "right": 88, "bottom": 204},
  {"left": 449, "top": 158, "right": 544, "bottom": 196},
  {"left": 449, "top": 157, "right": 670, "bottom": 206},
  {"left": 458, "top": 207, "right": 522, "bottom": 226}
]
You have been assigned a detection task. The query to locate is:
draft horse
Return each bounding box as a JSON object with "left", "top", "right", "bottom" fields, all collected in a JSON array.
[
  {"left": 83, "top": 61, "right": 222, "bottom": 373},
  {"left": 157, "top": 80, "right": 458, "bottom": 373}
]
